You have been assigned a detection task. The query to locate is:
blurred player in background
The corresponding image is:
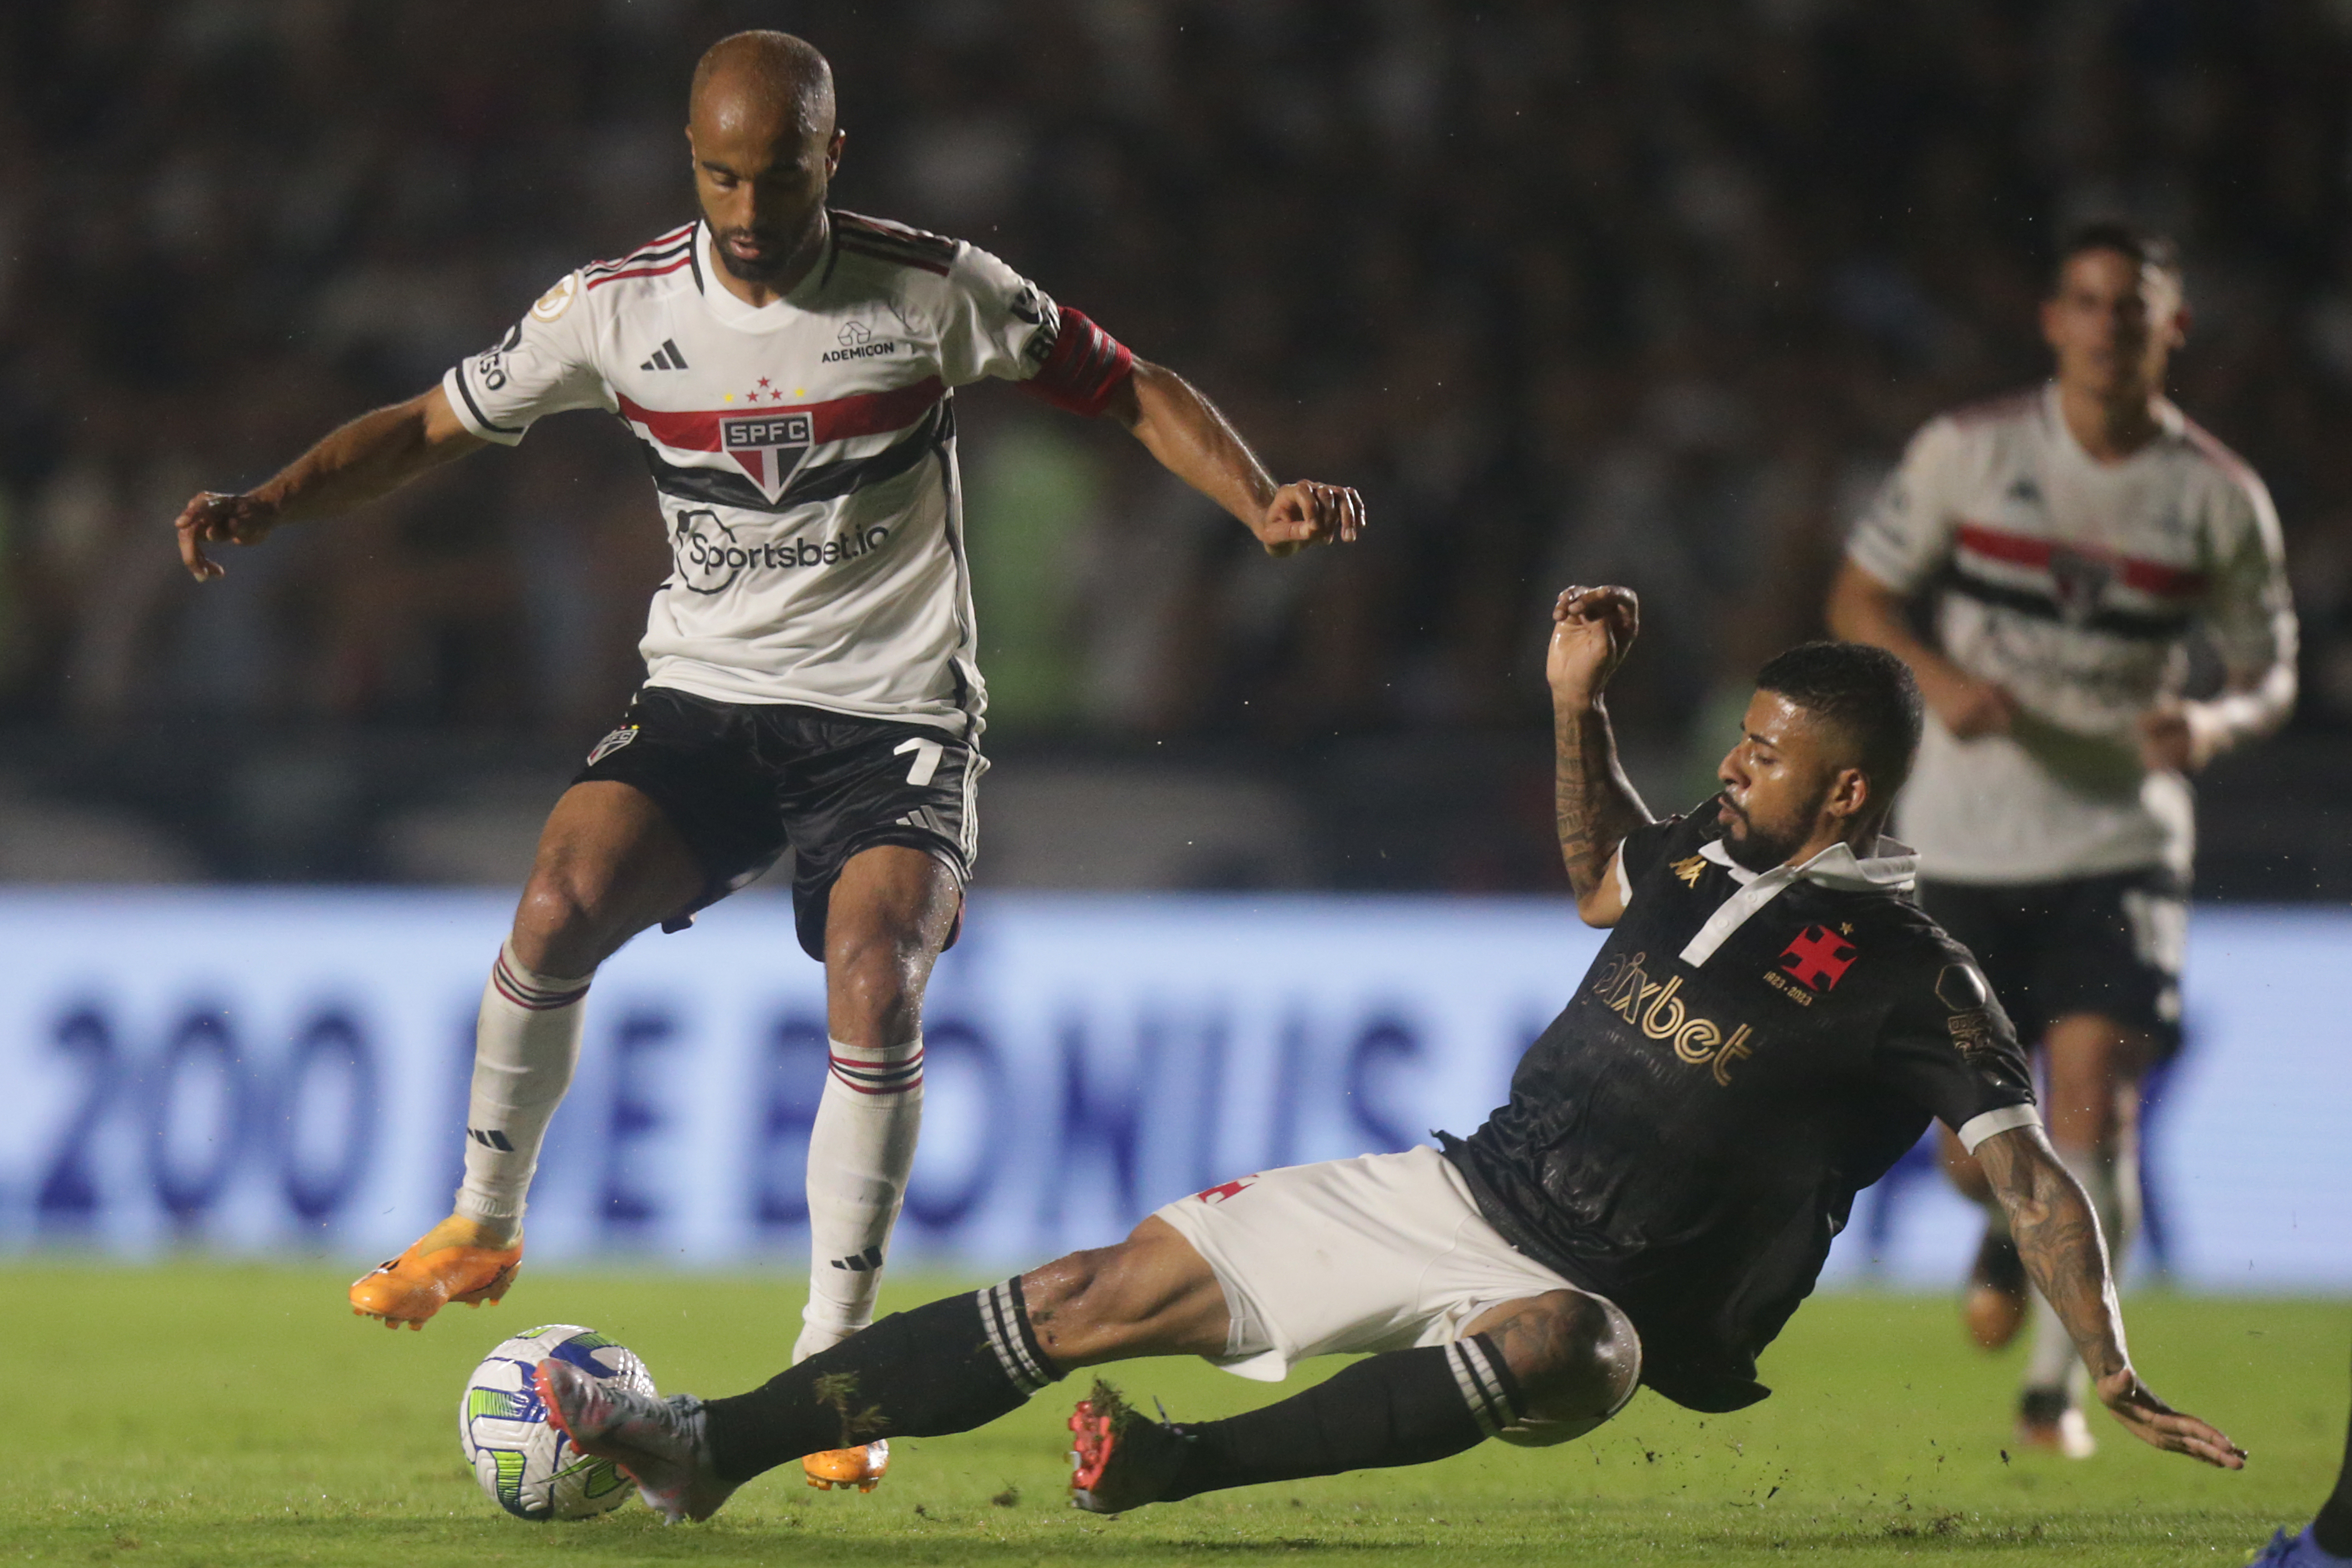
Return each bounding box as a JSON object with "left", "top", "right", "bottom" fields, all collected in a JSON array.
[
  {"left": 172, "top": 30, "right": 1361, "bottom": 1492},
  {"left": 1828, "top": 221, "right": 2296, "bottom": 1455}
]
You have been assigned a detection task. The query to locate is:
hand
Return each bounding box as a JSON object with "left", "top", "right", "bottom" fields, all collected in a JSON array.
[
  {"left": 2136, "top": 699, "right": 2215, "bottom": 773},
  {"left": 175, "top": 490, "right": 281, "bottom": 581},
  {"left": 1929, "top": 670, "right": 2019, "bottom": 740},
  {"left": 2094, "top": 1367, "right": 2246, "bottom": 1470},
  {"left": 1546, "top": 585, "right": 1639, "bottom": 706},
  {"left": 1253, "top": 480, "right": 1364, "bottom": 558}
]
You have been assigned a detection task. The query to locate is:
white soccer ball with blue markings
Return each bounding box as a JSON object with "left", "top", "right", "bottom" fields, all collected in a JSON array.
[{"left": 458, "top": 1323, "right": 654, "bottom": 1520}]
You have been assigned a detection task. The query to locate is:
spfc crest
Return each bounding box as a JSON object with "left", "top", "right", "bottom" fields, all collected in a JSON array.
[
  {"left": 720, "top": 411, "right": 814, "bottom": 502},
  {"left": 2047, "top": 545, "right": 2112, "bottom": 625}
]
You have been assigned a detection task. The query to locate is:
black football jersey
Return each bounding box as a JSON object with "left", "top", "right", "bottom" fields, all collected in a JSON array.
[{"left": 1445, "top": 808, "right": 2035, "bottom": 1413}]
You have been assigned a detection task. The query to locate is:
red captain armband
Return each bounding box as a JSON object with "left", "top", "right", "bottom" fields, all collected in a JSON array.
[{"left": 1021, "top": 307, "right": 1134, "bottom": 418}]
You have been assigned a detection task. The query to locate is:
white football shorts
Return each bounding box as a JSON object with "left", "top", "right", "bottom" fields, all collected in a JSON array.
[{"left": 1152, "top": 1145, "right": 1619, "bottom": 1384}]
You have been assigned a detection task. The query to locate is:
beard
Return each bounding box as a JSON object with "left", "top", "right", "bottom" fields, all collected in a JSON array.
[
  {"left": 1716, "top": 792, "right": 1809, "bottom": 873},
  {"left": 713, "top": 207, "right": 823, "bottom": 284}
]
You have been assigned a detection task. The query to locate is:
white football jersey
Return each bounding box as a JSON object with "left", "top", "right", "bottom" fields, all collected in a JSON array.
[
  {"left": 443, "top": 213, "right": 1128, "bottom": 737},
  {"left": 1848, "top": 384, "right": 2295, "bottom": 883}
]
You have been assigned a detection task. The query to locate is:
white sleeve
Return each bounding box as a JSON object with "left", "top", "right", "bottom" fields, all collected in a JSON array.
[
  {"left": 2200, "top": 471, "right": 2298, "bottom": 682},
  {"left": 441, "top": 272, "right": 612, "bottom": 446},
  {"left": 1845, "top": 416, "right": 1965, "bottom": 593},
  {"left": 935, "top": 243, "right": 1060, "bottom": 388}
]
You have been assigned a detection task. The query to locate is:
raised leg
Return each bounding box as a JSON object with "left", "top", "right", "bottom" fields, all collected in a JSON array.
[
  {"left": 350, "top": 782, "right": 701, "bottom": 1328},
  {"left": 460, "top": 782, "right": 704, "bottom": 1240}
]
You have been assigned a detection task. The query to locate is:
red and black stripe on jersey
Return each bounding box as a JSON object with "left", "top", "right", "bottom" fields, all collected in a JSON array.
[
  {"left": 1943, "top": 519, "right": 2205, "bottom": 640},
  {"left": 614, "top": 377, "right": 953, "bottom": 514},
  {"left": 832, "top": 211, "right": 957, "bottom": 275},
  {"left": 584, "top": 223, "right": 698, "bottom": 290}
]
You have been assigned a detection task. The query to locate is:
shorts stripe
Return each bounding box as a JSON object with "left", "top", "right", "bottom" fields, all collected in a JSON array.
[
  {"left": 980, "top": 1279, "right": 1054, "bottom": 1395},
  {"left": 959, "top": 750, "right": 979, "bottom": 858}
]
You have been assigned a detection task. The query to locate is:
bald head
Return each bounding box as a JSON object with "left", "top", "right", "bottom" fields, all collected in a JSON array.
[
  {"left": 691, "top": 31, "right": 835, "bottom": 141},
  {"left": 686, "top": 32, "right": 843, "bottom": 294}
]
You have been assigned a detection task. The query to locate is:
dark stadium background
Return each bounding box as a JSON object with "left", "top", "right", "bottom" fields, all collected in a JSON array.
[{"left": 0, "top": 0, "right": 2347, "bottom": 897}]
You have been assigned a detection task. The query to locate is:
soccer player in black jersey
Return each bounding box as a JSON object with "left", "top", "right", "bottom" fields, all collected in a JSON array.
[{"left": 531, "top": 587, "right": 2242, "bottom": 1523}]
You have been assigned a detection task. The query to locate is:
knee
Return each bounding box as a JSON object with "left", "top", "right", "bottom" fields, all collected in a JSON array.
[
  {"left": 1016, "top": 1243, "right": 1137, "bottom": 1364},
  {"left": 1015, "top": 1221, "right": 1222, "bottom": 1367},
  {"left": 827, "top": 927, "right": 929, "bottom": 1033},
  {"left": 1491, "top": 1293, "right": 1641, "bottom": 1448},
  {"left": 512, "top": 870, "right": 611, "bottom": 975}
]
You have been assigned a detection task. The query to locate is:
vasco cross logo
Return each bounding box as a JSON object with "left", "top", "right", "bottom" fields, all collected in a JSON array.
[{"left": 1778, "top": 925, "right": 1857, "bottom": 991}]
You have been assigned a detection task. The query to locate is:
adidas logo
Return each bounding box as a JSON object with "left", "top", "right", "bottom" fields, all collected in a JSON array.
[
  {"left": 468, "top": 1127, "right": 515, "bottom": 1152},
  {"left": 895, "top": 807, "right": 946, "bottom": 836},
  {"left": 639, "top": 338, "right": 690, "bottom": 371},
  {"left": 828, "top": 1245, "right": 885, "bottom": 1273}
]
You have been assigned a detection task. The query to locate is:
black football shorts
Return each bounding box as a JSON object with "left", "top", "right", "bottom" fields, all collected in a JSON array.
[
  {"left": 574, "top": 686, "right": 981, "bottom": 960},
  {"left": 1918, "top": 867, "right": 2186, "bottom": 1062}
]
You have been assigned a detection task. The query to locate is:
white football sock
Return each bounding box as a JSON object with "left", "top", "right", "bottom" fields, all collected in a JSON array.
[
  {"left": 792, "top": 1035, "right": 924, "bottom": 1364},
  {"left": 2023, "top": 1145, "right": 2133, "bottom": 1397},
  {"left": 452, "top": 940, "right": 593, "bottom": 1240}
]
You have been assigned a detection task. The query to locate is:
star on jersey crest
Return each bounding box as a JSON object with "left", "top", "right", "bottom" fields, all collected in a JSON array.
[{"left": 725, "top": 377, "right": 806, "bottom": 405}]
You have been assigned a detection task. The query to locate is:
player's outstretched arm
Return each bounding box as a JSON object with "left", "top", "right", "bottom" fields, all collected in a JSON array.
[
  {"left": 174, "top": 384, "right": 487, "bottom": 580},
  {"left": 1103, "top": 359, "right": 1363, "bottom": 558},
  {"left": 1825, "top": 559, "right": 2019, "bottom": 740},
  {"left": 1976, "top": 1124, "right": 2246, "bottom": 1469},
  {"left": 1547, "top": 586, "right": 1650, "bottom": 927}
]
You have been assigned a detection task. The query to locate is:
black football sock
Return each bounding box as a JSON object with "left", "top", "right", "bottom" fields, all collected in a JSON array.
[
  {"left": 2313, "top": 1345, "right": 2352, "bottom": 1557},
  {"left": 1161, "top": 1336, "right": 1521, "bottom": 1500},
  {"left": 701, "top": 1279, "right": 1061, "bottom": 1484}
]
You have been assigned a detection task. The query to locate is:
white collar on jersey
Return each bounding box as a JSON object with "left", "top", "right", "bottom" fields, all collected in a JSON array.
[{"left": 1677, "top": 835, "right": 1917, "bottom": 968}]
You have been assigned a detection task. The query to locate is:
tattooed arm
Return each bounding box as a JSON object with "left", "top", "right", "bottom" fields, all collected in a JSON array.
[
  {"left": 1975, "top": 1124, "right": 2245, "bottom": 1468},
  {"left": 1547, "top": 586, "right": 1651, "bottom": 927}
]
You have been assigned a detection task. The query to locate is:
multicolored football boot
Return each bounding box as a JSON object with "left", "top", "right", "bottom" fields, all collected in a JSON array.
[
  {"left": 1068, "top": 1382, "right": 1188, "bottom": 1514},
  {"left": 535, "top": 1357, "right": 735, "bottom": 1524}
]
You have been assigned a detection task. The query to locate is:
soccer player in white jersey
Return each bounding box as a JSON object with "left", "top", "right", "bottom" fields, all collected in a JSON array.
[
  {"left": 172, "top": 31, "right": 1362, "bottom": 1492},
  {"left": 1828, "top": 221, "right": 2296, "bottom": 1456}
]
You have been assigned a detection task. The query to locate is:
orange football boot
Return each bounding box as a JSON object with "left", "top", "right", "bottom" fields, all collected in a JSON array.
[
  {"left": 348, "top": 1215, "right": 522, "bottom": 1330},
  {"left": 803, "top": 1440, "right": 890, "bottom": 1492}
]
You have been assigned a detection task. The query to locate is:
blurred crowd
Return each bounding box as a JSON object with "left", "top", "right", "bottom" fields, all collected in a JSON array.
[{"left": 4, "top": 0, "right": 2352, "bottom": 768}]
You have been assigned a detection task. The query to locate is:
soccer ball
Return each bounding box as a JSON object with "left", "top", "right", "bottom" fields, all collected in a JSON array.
[{"left": 458, "top": 1323, "right": 654, "bottom": 1520}]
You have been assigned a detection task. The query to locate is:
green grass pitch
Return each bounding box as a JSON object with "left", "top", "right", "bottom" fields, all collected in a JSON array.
[{"left": 3, "top": 1263, "right": 2342, "bottom": 1566}]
